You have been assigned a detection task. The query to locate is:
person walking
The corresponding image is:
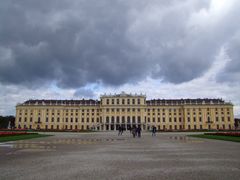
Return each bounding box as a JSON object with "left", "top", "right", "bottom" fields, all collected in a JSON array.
[
  {"left": 137, "top": 126, "right": 142, "bottom": 138},
  {"left": 118, "top": 126, "right": 122, "bottom": 136},
  {"left": 152, "top": 126, "right": 156, "bottom": 136},
  {"left": 120, "top": 125, "right": 124, "bottom": 135},
  {"left": 129, "top": 126, "right": 132, "bottom": 134},
  {"left": 132, "top": 126, "right": 136, "bottom": 138}
]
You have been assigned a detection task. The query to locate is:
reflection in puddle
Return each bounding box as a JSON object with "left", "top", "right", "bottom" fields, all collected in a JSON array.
[
  {"left": 13, "top": 144, "right": 56, "bottom": 150},
  {"left": 169, "top": 136, "right": 203, "bottom": 143},
  {"left": 0, "top": 138, "right": 126, "bottom": 151},
  {"left": 0, "top": 143, "right": 14, "bottom": 148}
]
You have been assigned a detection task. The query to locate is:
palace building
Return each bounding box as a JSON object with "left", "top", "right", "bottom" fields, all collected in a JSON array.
[{"left": 15, "top": 92, "right": 234, "bottom": 131}]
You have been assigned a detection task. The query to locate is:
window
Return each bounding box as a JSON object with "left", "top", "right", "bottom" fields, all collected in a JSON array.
[
  {"left": 106, "top": 117, "right": 109, "bottom": 123},
  {"left": 137, "top": 99, "right": 140, "bottom": 105},
  {"left": 122, "top": 116, "right": 125, "bottom": 123},
  {"left": 122, "top": 99, "right": 125, "bottom": 105},
  {"left": 52, "top": 117, "right": 54, "bottom": 122},
  {"left": 111, "top": 116, "right": 114, "bottom": 123},
  {"left": 127, "top": 116, "right": 130, "bottom": 123},
  {"left": 111, "top": 99, "right": 114, "bottom": 105},
  {"left": 66, "top": 118, "right": 68, "bottom": 122},
  {"left": 228, "top": 116, "right": 230, "bottom": 122},
  {"left": 132, "top": 116, "right": 136, "bottom": 123},
  {"left": 116, "top": 116, "right": 120, "bottom": 123},
  {"left": 117, "top": 99, "right": 119, "bottom": 104},
  {"left": 207, "top": 116, "right": 211, "bottom": 122},
  {"left": 138, "top": 116, "right": 141, "bottom": 123},
  {"left": 75, "top": 118, "right": 78, "bottom": 123},
  {"left": 153, "top": 118, "right": 155, "bottom": 122},
  {"left": 46, "top": 117, "right": 48, "bottom": 122},
  {"left": 216, "top": 117, "right": 219, "bottom": 122},
  {"left": 222, "top": 117, "right": 224, "bottom": 122},
  {"left": 106, "top": 99, "right": 109, "bottom": 105},
  {"left": 132, "top": 99, "right": 135, "bottom": 105},
  {"left": 127, "top": 99, "right": 130, "bottom": 104}
]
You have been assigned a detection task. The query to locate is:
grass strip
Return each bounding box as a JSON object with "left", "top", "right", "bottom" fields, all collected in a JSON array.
[
  {"left": 188, "top": 134, "right": 240, "bottom": 143},
  {"left": 0, "top": 134, "right": 52, "bottom": 142}
]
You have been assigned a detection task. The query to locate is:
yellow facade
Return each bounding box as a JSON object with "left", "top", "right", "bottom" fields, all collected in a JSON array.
[{"left": 15, "top": 92, "right": 234, "bottom": 131}]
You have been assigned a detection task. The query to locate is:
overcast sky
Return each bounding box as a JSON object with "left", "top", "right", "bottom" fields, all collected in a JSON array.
[{"left": 0, "top": 0, "right": 239, "bottom": 117}]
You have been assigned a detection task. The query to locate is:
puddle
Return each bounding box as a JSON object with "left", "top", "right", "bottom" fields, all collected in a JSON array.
[
  {"left": 0, "top": 138, "right": 126, "bottom": 151},
  {"left": 0, "top": 143, "right": 14, "bottom": 148},
  {"left": 169, "top": 136, "right": 204, "bottom": 143}
]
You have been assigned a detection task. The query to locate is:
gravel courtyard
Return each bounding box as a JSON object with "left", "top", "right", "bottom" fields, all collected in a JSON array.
[{"left": 0, "top": 132, "right": 239, "bottom": 180}]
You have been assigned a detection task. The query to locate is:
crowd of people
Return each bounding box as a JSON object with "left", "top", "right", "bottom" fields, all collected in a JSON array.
[{"left": 118, "top": 125, "right": 157, "bottom": 138}]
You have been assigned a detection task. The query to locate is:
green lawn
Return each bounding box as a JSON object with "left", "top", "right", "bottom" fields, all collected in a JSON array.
[
  {"left": 189, "top": 134, "right": 240, "bottom": 143},
  {"left": 0, "top": 134, "right": 52, "bottom": 142}
]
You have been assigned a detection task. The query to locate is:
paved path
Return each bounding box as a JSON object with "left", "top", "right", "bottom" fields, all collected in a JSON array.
[{"left": 0, "top": 132, "right": 239, "bottom": 180}]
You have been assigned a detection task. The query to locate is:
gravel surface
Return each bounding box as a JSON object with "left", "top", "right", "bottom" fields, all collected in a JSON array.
[{"left": 0, "top": 132, "right": 239, "bottom": 180}]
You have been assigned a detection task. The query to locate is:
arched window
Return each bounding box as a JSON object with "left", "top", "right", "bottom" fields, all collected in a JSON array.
[{"left": 106, "top": 116, "right": 109, "bottom": 123}]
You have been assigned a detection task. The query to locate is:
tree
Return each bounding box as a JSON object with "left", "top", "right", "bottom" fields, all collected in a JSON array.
[
  {"left": 234, "top": 119, "right": 239, "bottom": 130},
  {"left": 0, "top": 116, "right": 15, "bottom": 129}
]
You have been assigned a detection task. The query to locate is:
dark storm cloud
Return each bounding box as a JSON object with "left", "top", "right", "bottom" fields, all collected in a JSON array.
[
  {"left": 74, "top": 88, "right": 96, "bottom": 99},
  {"left": 0, "top": 0, "right": 239, "bottom": 88}
]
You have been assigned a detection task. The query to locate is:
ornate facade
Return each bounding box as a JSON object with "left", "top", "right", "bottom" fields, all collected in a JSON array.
[{"left": 15, "top": 92, "right": 234, "bottom": 131}]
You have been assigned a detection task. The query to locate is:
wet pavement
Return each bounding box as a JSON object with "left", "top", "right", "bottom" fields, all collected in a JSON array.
[{"left": 0, "top": 132, "right": 239, "bottom": 180}]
